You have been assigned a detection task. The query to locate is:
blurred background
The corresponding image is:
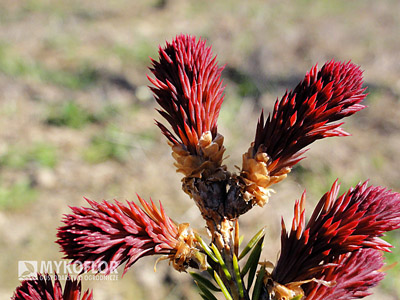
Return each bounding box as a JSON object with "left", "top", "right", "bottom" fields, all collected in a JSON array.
[{"left": 1, "top": 0, "right": 399, "bottom": 299}]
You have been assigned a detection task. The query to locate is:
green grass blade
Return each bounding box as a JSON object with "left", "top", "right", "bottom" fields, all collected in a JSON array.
[
  {"left": 211, "top": 243, "right": 232, "bottom": 280},
  {"left": 190, "top": 272, "right": 220, "bottom": 292},
  {"left": 246, "top": 237, "right": 264, "bottom": 288},
  {"left": 239, "top": 235, "right": 244, "bottom": 246},
  {"left": 241, "top": 235, "right": 264, "bottom": 277},
  {"left": 195, "top": 233, "right": 218, "bottom": 263},
  {"left": 239, "top": 227, "right": 265, "bottom": 260},
  {"left": 199, "top": 293, "right": 210, "bottom": 300},
  {"left": 214, "top": 271, "right": 233, "bottom": 300},
  {"left": 195, "top": 280, "right": 219, "bottom": 300},
  {"left": 207, "top": 266, "right": 215, "bottom": 278},
  {"left": 232, "top": 254, "right": 244, "bottom": 298},
  {"left": 290, "top": 296, "right": 303, "bottom": 300},
  {"left": 251, "top": 267, "right": 266, "bottom": 300}
]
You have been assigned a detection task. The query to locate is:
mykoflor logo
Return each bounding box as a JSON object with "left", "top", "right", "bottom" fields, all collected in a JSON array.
[
  {"left": 18, "top": 260, "right": 119, "bottom": 281},
  {"left": 18, "top": 261, "right": 38, "bottom": 280}
]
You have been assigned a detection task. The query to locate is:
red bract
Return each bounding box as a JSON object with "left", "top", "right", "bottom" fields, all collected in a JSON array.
[
  {"left": 253, "top": 60, "right": 366, "bottom": 174},
  {"left": 305, "top": 249, "right": 385, "bottom": 300},
  {"left": 272, "top": 180, "right": 400, "bottom": 285},
  {"left": 12, "top": 273, "right": 93, "bottom": 300},
  {"left": 240, "top": 61, "right": 367, "bottom": 207},
  {"left": 148, "top": 34, "right": 225, "bottom": 155},
  {"left": 56, "top": 196, "right": 203, "bottom": 275}
]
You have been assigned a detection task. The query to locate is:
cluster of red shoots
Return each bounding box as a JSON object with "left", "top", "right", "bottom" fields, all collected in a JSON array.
[{"left": 12, "top": 34, "right": 400, "bottom": 300}]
